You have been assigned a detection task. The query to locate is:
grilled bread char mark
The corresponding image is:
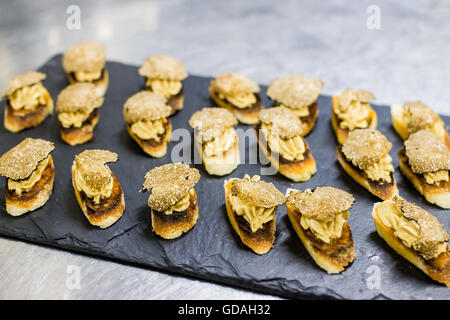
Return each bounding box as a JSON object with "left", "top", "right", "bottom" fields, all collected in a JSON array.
[{"left": 336, "top": 145, "right": 397, "bottom": 200}]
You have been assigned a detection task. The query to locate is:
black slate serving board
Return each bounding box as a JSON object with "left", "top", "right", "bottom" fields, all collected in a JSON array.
[{"left": 0, "top": 55, "right": 448, "bottom": 300}]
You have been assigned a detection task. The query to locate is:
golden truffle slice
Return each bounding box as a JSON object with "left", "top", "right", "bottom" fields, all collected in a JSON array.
[
  {"left": 0, "top": 138, "right": 55, "bottom": 216},
  {"left": 286, "top": 187, "right": 355, "bottom": 274},
  {"left": 209, "top": 72, "right": 263, "bottom": 124},
  {"left": 267, "top": 74, "right": 323, "bottom": 136},
  {"left": 63, "top": 41, "right": 108, "bottom": 96},
  {"left": 56, "top": 83, "right": 104, "bottom": 146},
  {"left": 256, "top": 106, "right": 316, "bottom": 182},
  {"left": 399, "top": 130, "right": 450, "bottom": 208},
  {"left": 372, "top": 196, "right": 449, "bottom": 286},
  {"left": 72, "top": 150, "right": 125, "bottom": 229},
  {"left": 123, "top": 91, "right": 172, "bottom": 158},
  {"left": 391, "top": 101, "right": 450, "bottom": 148},
  {"left": 3, "top": 72, "right": 53, "bottom": 133},
  {"left": 189, "top": 108, "right": 239, "bottom": 176},
  {"left": 139, "top": 55, "right": 187, "bottom": 115},
  {"left": 143, "top": 163, "right": 200, "bottom": 239},
  {"left": 331, "top": 89, "right": 377, "bottom": 144},
  {"left": 224, "top": 175, "right": 286, "bottom": 254},
  {"left": 337, "top": 129, "right": 398, "bottom": 200}
]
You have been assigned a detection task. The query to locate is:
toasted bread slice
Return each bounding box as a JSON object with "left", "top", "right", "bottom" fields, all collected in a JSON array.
[
  {"left": 224, "top": 179, "right": 276, "bottom": 254},
  {"left": 167, "top": 90, "right": 184, "bottom": 115},
  {"left": 286, "top": 198, "right": 355, "bottom": 274},
  {"left": 4, "top": 94, "right": 53, "bottom": 133},
  {"left": 331, "top": 96, "right": 377, "bottom": 144},
  {"left": 72, "top": 169, "right": 125, "bottom": 229},
  {"left": 5, "top": 156, "right": 55, "bottom": 216},
  {"left": 151, "top": 189, "right": 199, "bottom": 239},
  {"left": 126, "top": 121, "right": 172, "bottom": 158},
  {"left": 336, "top": 145, "right": 398, "bottom": 200},
  {"left": 209, "top": 86, "right": 262, "bottom": 125},
  {"left": 398, "top": 148, "right": 450, "bottom": 209},
  {"left": 391, "top": 104, "right": 450, "bottom": 149},
  {"left": 255, "top": 124, "right": 316, "bottom": 182},
  {"left": 68, "top": 69, "right": 109, "bottom": 97},
  {"left": 372, "top": 201, "right": 450, "bottom": 286},
  {"left": 195, "top": 135, "right": 239, "bottom": 176},
  {"left": 60, "top": 109, "right": 99, "bottom": 146}
]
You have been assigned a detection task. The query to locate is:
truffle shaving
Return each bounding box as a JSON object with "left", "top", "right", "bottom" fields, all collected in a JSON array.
[
  {"left": 4, "top": 72, "right": 46, "bottom": 97},
  {"left": 123, "top": 91, "right": 171, "bottom": 123},
  {"left": 230, "top": 175, "right": 285, "bottom": 208},
  {"left": 287, "top": 187, "right": 354, "bottom": 222},
  {"left": 189, "top": 108, "right": 238, "bottom": 143},
  {"left": 210, "top": 73, "right": 260, "bottom": 96},
  {"left": 342, "top": 129, "right": 392, "bottom": 170},
  {"left": 143, "top": 163, "right": 200, "bottom": 211},
  {"left": 404, "top": 130, "right": 450, "bottom": 174},
  {"left": 56, "top": 83, "right": 104, "bottom": 114},
  {"left": 0, "top": 138, "right": 54, "bottom": 180},
  {"left": 138, "top": 55, "right": 187, "bottom": 80},
  {"left": 258, "top": 106, "right": 303, "bottom": 139}
]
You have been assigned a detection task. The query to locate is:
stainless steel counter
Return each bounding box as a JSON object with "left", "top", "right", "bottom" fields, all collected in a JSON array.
[{"left": 0, "top": 0, "right": 449, "bottom": 299}]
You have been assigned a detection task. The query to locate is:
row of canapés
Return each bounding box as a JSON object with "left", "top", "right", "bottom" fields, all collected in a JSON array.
[
  {"left": 0, "top": 41, "right": 449, "bottom": 286},
  {"left": 2, "top": 41, "right": 450, "bottom": 207},
  {"left": 0, "top": 140, "right": 448, "bottom": 287}
]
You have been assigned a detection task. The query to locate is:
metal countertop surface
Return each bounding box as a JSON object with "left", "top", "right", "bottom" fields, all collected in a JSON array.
[{"left": 0, "top": 0, "right": 449, "bottom": 300}]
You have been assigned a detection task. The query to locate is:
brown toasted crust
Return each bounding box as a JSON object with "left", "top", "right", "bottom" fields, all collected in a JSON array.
[
  {"left": 5, "top": 156, "right": 55, "bottom": 216},
  {"left": 398, "top": 148, "right": 450, "bottom": 209},
  {"left": 67, "top": 69, "right": 109, "bottom": 97},
  {"left": 72, "top": 170, "right": 125, "bottom": 229},
  {"left": 255, "top": 124, "right": 317, "bottom": 182},
  {"left": 299, "top": 101, "right": 319, "bottom": 136},
  {"left": 167, "top": 90, "right": 184, "bottom": 115},
  {"left": 151, "top": 189, "right": 199, "bottom": 239},
  {"left": 209, "top": 86, "right": 262, "bottom": 125},
  {"left": 331, "top": 95, "right": 377, "bottom": 144},
  {"left": 336, "top": 145, "right": 398, "bottom": 200},
  {"left": 59, "top": 109, "right": 99, "bottom": 146},
  {"left": 372, "top": 202, "right": 450, "bottom": 286},
  {"left": 286, "top": 200, "right": 355, "bottom": 273},
  {"left": 224, "top": 179, "right": 275, "bottom": 254},
  {"left": 126, "top": 120, "right": 171, "bottom": 158},
  {"left": 4, "top": 99, "right": 52, "bottom": 133}
]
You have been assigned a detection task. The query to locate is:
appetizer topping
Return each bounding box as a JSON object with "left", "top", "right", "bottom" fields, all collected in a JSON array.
[
  {"left": 62, "top": 41, "right": 106, "bottom": 74},
  {"left": 56, "top": 83, "right": 104, "bottom": 128},
  {"left": 211, "top": 73, "right": 260, "bottom": 109},
  {"left": 404, "top": 130, "right": 450, "bottom": 182},
  {"left": 74, "top": 70, "right": 103, "bottom": 82},
  {"left": 73, "top": 150, "right": 118, "bottom": 204},
  {"left": 0, "top": 138, "right": 54, "bottom": 181},
  {"left": 335, "top": 89, "right": 375, "bottom": 130},
  {"left": 9, "top": 82, "right": 51, "bottom": 112},
  {"left": 259, "top": 107, "right": 306, "bottom": 161},
  {"left": 203, "top": 128, "right": 237, "bottom": 158},
  {"left": 342, "top": 129, "right": 394, "bottom": 182},
  {"left": 402, "top": 101, "right": 446, "bottom": 139},
  {"left": 123, "top": 91, "right": 171, "bottom": 123},
  {"left": 4, "top": 72, "right": 46, "bottom": 97},
  {"left": 138, "top": 55, "right": 187, "bottom": 81},
  {"left": 123, "top": 91, "right": 172, "bottom": 141},
  {"left": 164, "top": 188, "right": 195, "bottom": 215},
  {"left": 143, "top": 163, "right": 200, "bottom": 212},
  {"left": 230, "top": 174, "right": 285, "bottom": 208},
  {"left": 287, "top": 187, "right": 354, "bottom": 243},
  {"left": 146, "top": 79, "right": 182, "bottom": 97},
  {"left": 229, "top": 175, "right": 284, "bottom": 232},
  {"left": 267, "top": 74, "right": 323, "bottom": 113},
  {"left": 377, "top": 197, "right": 448, "bottom": 260},
  {"left": 131, "top": 118, "right": 167, "bottom": 141},
  {"left": 8, "top": 157, "right": 49, "bottom": 195},
  {"left": 189, "top": 107, "right": 238, "bottom": 143}
]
